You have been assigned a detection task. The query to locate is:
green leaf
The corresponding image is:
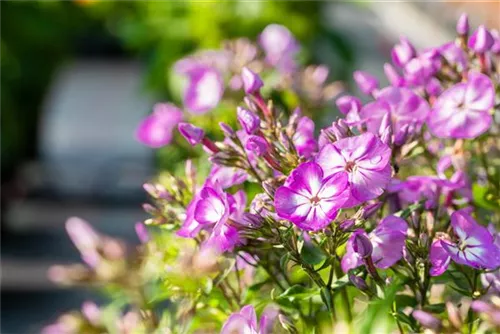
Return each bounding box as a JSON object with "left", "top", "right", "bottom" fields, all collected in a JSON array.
[
  {"left": 320, "top": 287, "right": 333, "bottom": 311},
  {"left": 330, "top": 274, "right": 350, "bottom": 291},
  {"left": 395, "top": 294, "right": 417, "bottom": 310},
  {"left": 472, "top": 184, "right": 500, "bottom": 211},
  {"left": 424, "top": 303, "right": 446, "bottom": 314},
  {"left": 280, "top": 253, "right": 291, "bottom": 271},
  {"left": 300, "top": 243, "right": 327, "bottom": 266},
  {"left": 277, "top": 285, "right": 320, "bottom": 302}
]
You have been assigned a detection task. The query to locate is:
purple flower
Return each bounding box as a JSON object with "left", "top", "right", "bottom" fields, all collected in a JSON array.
[
  {"left": 241, "top": 67, "right": 264, "bottom": 94},
  {"left": 368, "top": 87, "right": 430, "bottom": 135},
  {"left": 259, "top": 24, "right": 299, "bottom": 73},
  {"left": 316, "top": 133, "right": 392, "bottom": 206},
  {"left": 389, "top": 176, "right": 445, "bottom": 210},
  {"left": 403, "top": 49, "right": 441, "bottom": 86},
  {"left": 292, "top": 116, "right": 317, "bottom": 158},
  {"left": 135, "top": 103, "right": 183, "bottom": 148},
  {"left": 439, "top": 210, "right": 500, "bottom": 270},
  {"left": 468, "top": 25, "right": 494, "bottom": 53},
  {"left": 221, "top": 305, "right": 268, "bottom": 334},
  {"left": 439, "top": 42, "right": 467, "bottom": 71},
  {"left": 456, "top": 13, "right": 469, "bottom": 36},
  {"left": 341, "top": 215, "right": 408, "bottom": 272},
  {"left": 246, "top": 135, "right": 269, "bottom": 157},
  {"left": 274, "top": 162, "right": 349, "bottom": 231},
  {"left": 178, "top": 122, "right": 205, "bottom": 146},
  {"left": 427, "top": 72, "right": 494, "bottom": 139},
  {"left": 183, "top": 66, "right": 224, "bottom": 114},
  {"left": 237, "top": 106, "right": 260, "bottom": 134},
  {"left": 192, "top": 182, "right": 244, "bottom": 251},
  {"left": 391, "top": 37, "right": 416, "bottom": 67},
  {"left": 353, "top": 71, "right": 379, "bottom": 95}
]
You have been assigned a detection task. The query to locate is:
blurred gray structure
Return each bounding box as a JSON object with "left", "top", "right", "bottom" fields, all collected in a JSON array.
[{"left": 2, "top": 61, "right": 154, "bottom": 333}]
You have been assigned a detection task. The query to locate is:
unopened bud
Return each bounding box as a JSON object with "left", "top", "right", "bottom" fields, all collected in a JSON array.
[
  {"left": 241, "top": 67, "right": 263, "bottom": 94},
  {"left": 349, "top": 273, "right": 369, "bottom": 291},
  {"left": 353, "top": 233, "right": 373, "bottom": 258},
  {"left": 219, "top": 122, "right": 235, "bottom": 138},
  {"left": 412, "top": 310, "right": 442, "bottom": 332},
  {"left": 456, "top": 13, "right": 469, "bottom": 36},
  {"left": 178, "top": 123, "right": 205, "bottom": 146},
  {"left": 353, "top": 71, "right": 379, "bottom": 95}
]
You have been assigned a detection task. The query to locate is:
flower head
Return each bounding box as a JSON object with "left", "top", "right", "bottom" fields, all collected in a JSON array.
[
  {"left": 439, "top": 210, "right": 500, "bottom": 270},
  {"left": 316, "top": 133, "right": 392, "bottom": 206},
  {"left": 259, "top": 24, "right": 299, "bottom": 73},
  {"left": 428, "top": 72, "right": 494, "bottom": 138},
  {"left": 275, "top": 162, "right": 349, "bottom": 231}
]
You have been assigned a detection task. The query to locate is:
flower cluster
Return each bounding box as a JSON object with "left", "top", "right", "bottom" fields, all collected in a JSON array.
[{"left": 47, "top": 14, "right": 500, "bottom": 334}]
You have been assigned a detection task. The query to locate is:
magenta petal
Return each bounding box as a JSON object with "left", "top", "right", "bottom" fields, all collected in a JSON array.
[
  {"left": 194, "top": 188, "right": 227, "bottom": 225},
  {"left": 184, "top": 66, "right": 224, "bottom": 114},
  {"left": 350, "top": 164, "right": 392, "bottom": 203},
  {"left": 274, "top": 187, "right": 311, "bottom": 223},
  {"left": 429, "top": 240, "right": 451, "bottom": 276},
  {"left": 341, "top": 230, "right": 366, "bottom": 272}
]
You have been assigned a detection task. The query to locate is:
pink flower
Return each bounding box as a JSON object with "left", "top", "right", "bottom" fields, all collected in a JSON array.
[
  {"left": 427, "top": 72, "right": 494, "bottom": 139},
  {"left": 292, "top": 116, "right": 317, "bottom": 158},
  {"left": 135, "top": 103, "right": 183, "bottom": 148},
  {"left": 274, "top": 162, "right": 349, "bottom": 231},
  {"left": 316, "top": 133, "right": 392, "bottom": 207}
]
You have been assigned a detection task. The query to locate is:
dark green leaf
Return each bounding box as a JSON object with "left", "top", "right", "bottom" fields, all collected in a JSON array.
[
  {"left": 301, "top": 243, "right": 327, "bottom": 266},
  {"left": 424, "top": 303, "right": 446, "bottom": 314},
  {"left": 320, "top": 287, "right": 333, "bottom": 311}
]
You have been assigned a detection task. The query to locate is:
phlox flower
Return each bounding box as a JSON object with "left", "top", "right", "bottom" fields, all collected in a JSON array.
[
  {"left": 427, "top": 72, "right": 494, "bottom": 139},
  {"left": 430, "top": 210, "right": 500, "bottom": 275},
  {"left": 274, "top": 162, "right": 349, "bottom": 231},
  {"left": 316, "top": 132, "right": 392, "bottom": 207}
]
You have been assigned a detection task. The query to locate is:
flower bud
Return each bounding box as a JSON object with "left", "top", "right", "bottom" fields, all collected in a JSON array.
[
  {"left": 491, "top": 29, "right": 500, "bottom": 54},
  {"left": 353, "top": 71, "right": 379, "bottom": 95},
  {"left": 245, "top": 135, "right": 269, "bottom": 157},
  {"left": 384, "top": 63, "right": 404, "bottom": 87},
  {"left": 135, "top": 222, "right": 149, "bottom": 244},
  {"left": 446, "top": 302, "right": 463, "bottom": 329},
  {"left": 237, "top": 107, "right": 260, "bottom": 134},
  {"left": 349, "top": 273, "right": 369, "bottom": 291},
  {"left": 278, "top": 314, "right": 297, "bottom": 333},
  {"left": 391, "top": 37, "right": 416, "bottom": 67},
  {"left": 380, "top": 125, "right": 393, "bottom": 147},
  {"left": 394, "top": 124, "right": 410, "bottom": 146},
  {"left": 81, "top": 302, "right": 101, "bottom": 326},
  {"left": 468, "top": 25, "right": 494, "bottom": 53},
  {"left": 336, "top": 95, "right": 361, "bottom": 115},
  {"left": 352, "top": 233, "right": 373, "bottom": 258},
  {"left": 243, "top": 96, "right": 258, "bottom": 112},
  {"left": 178, "top": 123, "right": 205, "bottom": 146},
  {"left": 456, "top": 13, "right": 469, "bottom": 36},
  {"left": 241, "top": 67, "right": 263, "bottom": 94},
  {"left": 340, "top": 219, "right": 356, "bottom": 232},
  {"left": 362, "top": 202, "right": 383, "bottom": 219},
  {"left": 219, "top": 122, "right": 235, "bottom": 138},
  {"left": 330, "top": 119, "right": 350, "bottom": 141},
  {"left": 412, "top": 310, "right": 442, "bottom": 332}
]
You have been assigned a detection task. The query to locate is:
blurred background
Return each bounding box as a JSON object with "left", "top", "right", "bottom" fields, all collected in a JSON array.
[{"left": 1, "top": 1, "right": 498, "bottom": 333}]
